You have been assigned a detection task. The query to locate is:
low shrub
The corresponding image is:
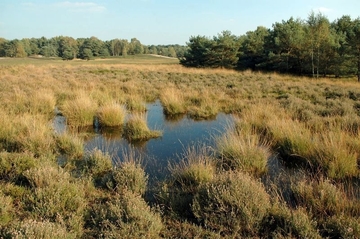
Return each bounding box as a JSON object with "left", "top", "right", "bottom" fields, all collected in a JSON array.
[
  {"left": 0, "top": 192, "right": 13, "bottom": 226},
  {"left": 76, "top": 149, "right": 113, "bottom": 187},
  {"left": 23, "top": 163, "right": 86, "bottom": 237},
  {"left": 3, "top": 219, "right": 77, "bottom": 239},
  {"left": 86, "top": 191, "right": 163, "bottom": 238},
  {"left": 109, "top": 155, "right": 148, "bottom": 195},
  {"left": 260, "top": 203, "right": 320, "bottom": 238},
  {"left": 321, "top": 215, "right": 360, "bottom": 238},
  {"left": 291, "top": 179, "right": 347, "bottom": 217},
  {"left": 192, "top": 171, "right": 271, "bottom": 236},
  {"left": 0, "top": 152, "right": 37, "bottom": 184}
]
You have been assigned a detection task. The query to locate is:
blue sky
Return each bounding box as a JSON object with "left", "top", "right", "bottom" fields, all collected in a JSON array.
[{"left": 1, "top": 0, "right": 360, "bottom": 45}]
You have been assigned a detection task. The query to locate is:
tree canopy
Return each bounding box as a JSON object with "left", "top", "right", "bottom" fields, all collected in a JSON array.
[{"left": 179, "top": 13, "right": 360, "bottom": 80}]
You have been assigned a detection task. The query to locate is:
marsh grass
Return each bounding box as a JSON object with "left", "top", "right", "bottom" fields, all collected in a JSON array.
[
  {"left": 125, "top": 95, "right": 147, "bottom": 112},
  {"left": 186, "top": 90, "right": 219, "bottom": 119},
  {"left": 1, "top": 61, "right": 360, "bottom": 238},
  {"left": 55, "top": 133, "right": 84, "bottom": 161},
  {"left": 13, "top": 114, "right": 55, "bottom": 157},
  {"left": 61, "top": 93, "right": 97, "bottom": 127},
  {"left": 96, "top": 102, "right": 126, "bottom": 127},
  {"left": 160, "top": 146, "right": 216, "bottom": 219},
  {"left": 160, "top": 87, "right": 186, "bottom": 115},
  {"left": 216, "top": 125, "right": 270, "bottom": 176},
  {"left": 123, "top": 114, "right": 162, "bottom": 141}
]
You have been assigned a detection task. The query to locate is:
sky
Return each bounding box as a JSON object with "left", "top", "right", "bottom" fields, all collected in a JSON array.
[{"left": 1, "top": 0, "right": 360, "bottom": 45}]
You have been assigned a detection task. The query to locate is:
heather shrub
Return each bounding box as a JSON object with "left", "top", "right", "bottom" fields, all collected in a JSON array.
[
  {"left": 86, "top": 191, "right": 163, "bottom": 238},
  {"left": 192, "top": 171, "right": 271, "bottom": 236}
]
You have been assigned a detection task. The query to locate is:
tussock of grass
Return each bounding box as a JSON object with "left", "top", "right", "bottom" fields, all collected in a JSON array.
[
  {"left": 160, "top": 146, "right": 216, "bottom": 218},
  {"left": 160, "top": 87, "right": 186, "bottom": 115},
  {"left": 169, "top": 146, "right": 216, "bottom": 189},
  {"left": 216, "top": 126, "right": 270, "bottom": 176},
  {"left": 55, "top": 133, "right": 84, "bottom": 161},
  {"left": 187, "top": 91, "right": 219, "bottom": 120},
  {"left": 125, "top": 95, "right": 147, "bottom": 112},
  {"left": 123, "top": 114, "right": 161, "bottom": 141},
  {"left": 97, "top": 102, "right": 126, "bottom": 127},
  {"left": 15, "top": 114, "right": 55, "bottom": 157},
  {"left": 61, "top": 93, "right": 97, "bottom": 127}
]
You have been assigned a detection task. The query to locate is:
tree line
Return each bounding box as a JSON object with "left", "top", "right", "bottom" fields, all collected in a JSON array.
[
  {"left": 180, "top": 13, "right": 360, "bottom": 80},
  {"left": 0, "top": 36, "right": 187, "bottom": 60}
]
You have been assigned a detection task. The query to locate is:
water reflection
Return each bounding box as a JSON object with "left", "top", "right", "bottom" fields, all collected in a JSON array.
[{"left": 84, "top": 100, "right": 233, "bottom": 182}]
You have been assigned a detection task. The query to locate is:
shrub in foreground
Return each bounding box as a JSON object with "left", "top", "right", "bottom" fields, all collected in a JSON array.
[
  {"left": 109, "top": 158, "right": 148, "bottom": 195},
  {"left": 86, "top": 191, "right": 163, "bottom": 238},
  {"left": 4, "top": 219, "right": 76, "bottom": 239},
  {"left": 192, "top": 171, "right": 271, "bottom": 236},
  {"left": 24, "top": 163, "right": 86, "bottom": 237},
  {"left": 161, "top": 146, "right": 216, "bottom": 218},
  {"left": 260, "top": 203, "right": 320, "bottom": 238}
]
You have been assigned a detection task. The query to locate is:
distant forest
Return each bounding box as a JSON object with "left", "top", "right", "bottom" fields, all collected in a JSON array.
[
  {"left": 0, "top": 36, "right": 186, "bottom": 60},
  {"left": 1, "top": 12, "right": 360, "bottom": 79}
]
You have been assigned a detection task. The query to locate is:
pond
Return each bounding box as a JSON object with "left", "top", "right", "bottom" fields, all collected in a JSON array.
[{"left": 57, "top": 100, "right": 234, "bottom": 184}]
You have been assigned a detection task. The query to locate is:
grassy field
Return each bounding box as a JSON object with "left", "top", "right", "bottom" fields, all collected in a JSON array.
[
  {"left": 0, "top": 55, "right": 360, "bottom": 238},
  {"left": 0, "top": 54, "right": 179, "bottom": 66}
]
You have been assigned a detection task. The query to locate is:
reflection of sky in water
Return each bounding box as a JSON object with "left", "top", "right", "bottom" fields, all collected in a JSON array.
[{"left": 84, "top": 100, "right": 233, "bottom": 182}]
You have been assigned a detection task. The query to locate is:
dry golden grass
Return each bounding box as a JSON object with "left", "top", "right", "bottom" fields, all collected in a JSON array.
[{"left": 1, "top": 59, "right": 360, "bottom": 238}]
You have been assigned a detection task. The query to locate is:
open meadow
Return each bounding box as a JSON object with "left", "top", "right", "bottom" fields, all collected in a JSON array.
[{"left": 0, "top": 55, "right": 360, "bottom": 238}]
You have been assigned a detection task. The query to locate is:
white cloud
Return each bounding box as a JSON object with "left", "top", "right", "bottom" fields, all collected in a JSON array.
[
  {"left": 314, "top": 7, "right": 333, "bottom": 13},
  {"left": 54, "top": 2, "right": 106, "bottom": 12}
]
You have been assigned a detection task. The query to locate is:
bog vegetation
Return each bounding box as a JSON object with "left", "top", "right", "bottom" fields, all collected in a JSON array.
[
  {"left": 1, "top": 11, "right": 360, "bottom": 239},
  {"left": 0, "top": 55, "right": 359, "bottom": 238}
]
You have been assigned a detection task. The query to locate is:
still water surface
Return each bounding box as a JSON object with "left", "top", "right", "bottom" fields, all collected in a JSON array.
[{"left": 84, "top": 100, "right": 233, "bottom": 182}]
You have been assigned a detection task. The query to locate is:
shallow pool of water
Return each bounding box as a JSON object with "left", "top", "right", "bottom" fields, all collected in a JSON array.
[{"left": 84, "top": 100, "right": 233, "bottom": 182}]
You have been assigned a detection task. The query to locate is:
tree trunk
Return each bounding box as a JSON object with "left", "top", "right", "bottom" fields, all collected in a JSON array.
[{"left": 311, "top": 50, "right": 315, "bottom": 78}]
